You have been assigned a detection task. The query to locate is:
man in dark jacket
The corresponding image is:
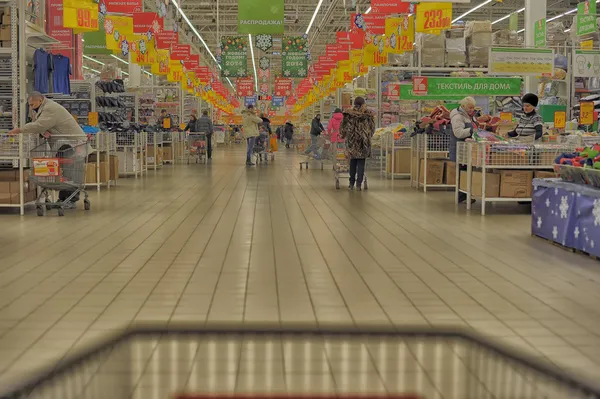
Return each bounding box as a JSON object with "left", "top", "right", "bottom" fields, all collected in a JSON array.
[
  {"left": 305, "top": 114, "right": 324, "bottom": 155},
  {"left": 284, "top": 121, "right": 294, "bottom": 148},
  {"left": 196, "top": 110, "right": 214, "bottom": 159}
]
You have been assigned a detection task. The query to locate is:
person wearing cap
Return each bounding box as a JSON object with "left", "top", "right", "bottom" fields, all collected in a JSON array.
[{"left": 508, "top": 93, "right": 543, "bottom": 141}]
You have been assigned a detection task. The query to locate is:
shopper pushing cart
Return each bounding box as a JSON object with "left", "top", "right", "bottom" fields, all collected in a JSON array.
[
  {"left": 340, "top": 96, "right": 375, "bottom": 191},
  {"left": 9, "top": 91, "right": 90, "bottom": 213}
]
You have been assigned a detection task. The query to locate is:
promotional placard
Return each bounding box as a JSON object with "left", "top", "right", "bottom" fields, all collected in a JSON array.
[
  {"left": 411, "top": 77, "right": 521, "bottom": 97},
  {"left": 489, "top": 47, "right": 554, "bottom": 76},
  {"left": 573, "top": 50, "right": 600, "bottom": 77},
  {"left": 238, "top": 0, "right": 284, "bottom": 34},
  {"left": 534, "top": 19, "right": 546, "bottom": 48},
  {"left": 580, "top": 102, "right": 595, "bottom": 125},
  {"left": 554, "top": 111, "right": 566, "bottom": 129}
]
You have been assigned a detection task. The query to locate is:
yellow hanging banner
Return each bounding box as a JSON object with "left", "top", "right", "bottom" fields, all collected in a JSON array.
[
  {"left": 167, "top": 60, "right": 183, "bottom": 82},
  {"left": 131, "top": 34, "right": 156, "bottom": 66},
  {"left": 416, "top": 2, "right": 452, "bottom": 34},
  {"left": 63, "top": 6, "right": 99, "bottom": 32},
  {"left": 385, "top": 15, "right": 414, "bottom": 54},
  {"left": 104, "top": 16, "right": 134, "bottom": 52},
  {"left": 151, "top": 49, "right": 170, "bottom": 75}
]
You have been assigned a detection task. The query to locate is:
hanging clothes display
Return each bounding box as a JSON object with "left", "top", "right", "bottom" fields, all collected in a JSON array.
[
  {"left": 33, "top": 48, "right": 52, "bottom": 94},
  {"left": 52, "top": 54, "right": 71, "bottom": 95}
]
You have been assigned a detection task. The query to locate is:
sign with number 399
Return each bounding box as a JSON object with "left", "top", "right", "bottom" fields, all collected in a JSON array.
[{"left": 416, "top": 2, "right": 452, "bottom": 34}]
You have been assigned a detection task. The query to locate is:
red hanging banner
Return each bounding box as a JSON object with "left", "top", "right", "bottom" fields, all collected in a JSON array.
[
  {"left": 132, "top": 12, "right": 163, "bottom": 34},
  {"left": 170, "top": 44, "right": 190, "bottom": 60},
  {"left": 364, "top": 13, "right": 387, "bottom": 34},
  {"left": 274, "top": 78, "right": 293, "bottom": 97},
  {"left": 183, "top": 54, "right": 200, "bottom": 70},
  {"left": 104, "top": 0, "right": 142, "bottom": 14},
  {"left": 155, "top": 30, "right": 178, "bottom": 50},
  {"left": 370, "top": 0, "right": 412, "bottom": 15},
  {"left": 236, "top": 78, "right": 254, "bottom": 97}
]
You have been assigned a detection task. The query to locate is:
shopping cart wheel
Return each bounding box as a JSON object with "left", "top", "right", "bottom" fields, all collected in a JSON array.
[
  {"left": 58, "top": 208, "right": 65, "bottom": 217},
  {"left": 335, "top": 180, "right": 340, "bottom": 190},
  {"left": 36, "top": 206, "right": 44, "bottom": 217},
  {"left": 84, "top": 200, "right": 91, "bottom": 211},
  {"left": 45, "top": 198, "right": 52, "bottom": 211}
]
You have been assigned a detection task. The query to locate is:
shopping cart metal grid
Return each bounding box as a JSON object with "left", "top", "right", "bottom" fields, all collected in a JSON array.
[{"left": 1, "top": 324, "right": 599, "bottom": 399}]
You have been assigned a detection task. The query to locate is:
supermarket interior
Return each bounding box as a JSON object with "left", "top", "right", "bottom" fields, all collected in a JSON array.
[{"left": 4, "top": 0, "right": 600, "bottom": 397}]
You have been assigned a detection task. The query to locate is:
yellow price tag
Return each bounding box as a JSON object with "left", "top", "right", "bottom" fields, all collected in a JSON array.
[
  {"left": 63, "top": 6, "right": 99, "bottom": 32},
  {"left": 580, "top": 102, "right": 595, "bottom": 125},
  {"left": 88, "top": 112, "right": 99, "bottom": 126},
  {"left": 163, "top": 118, "right": 171, "bottom": 129},
  {"left": 416, "top": 2, "right": 452, "bottom": 33},
  {"left": 581, "top": 40, "right": 594, "bottom": 49},
  {"left": 180, "top": 123, "right": 186, "bottom": 130},
  {"left": 500, "top": 112, "right": 513, "bottom": 123},
  {"left": 554, "top": 111, "right": 566, "bottom": 129}
]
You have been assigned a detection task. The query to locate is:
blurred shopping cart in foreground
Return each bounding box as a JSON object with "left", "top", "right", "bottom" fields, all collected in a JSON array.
[{"left": 1, "top": 325, "right": 599, "bottom": 399}]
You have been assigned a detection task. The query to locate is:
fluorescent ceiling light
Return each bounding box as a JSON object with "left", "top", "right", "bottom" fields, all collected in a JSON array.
[
  {"left": 249, "top": 34, "right": 258, "bottom": 92},
  {"left": 83, "top": 55, "right": 105, "bottom": 65},
  {"left": 170, "top": 0, "right": 218, "bottom": 66},
  {"left": 143, "top": 70, "right": 152, "bottom": 76},
  {"left": 452, "top": 0, "right": 493, "bottom": 23},
  {"left": 492, "top": 7, "right": 525, "bottom": 24},
  {"left": 83, "top": 65, "right": 101, "bottom": 74},
  {"left": 122, "top": 71, "right": 129, "bottom": 76},
  {"left": 306, "top": 0, "right": 324, "bottom": 35},
  {"left": 365, "top": 7, "right": 371, "bottom": 14},
  {"left": 111, "top": 54, "right": 128, "bottom": 65}
]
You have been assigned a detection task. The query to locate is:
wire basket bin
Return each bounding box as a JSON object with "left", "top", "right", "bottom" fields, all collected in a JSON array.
[
  {"left": 1, "top": 325, "right": 599, "bottom": 399},
  {"left": 29, "top": 140, "right": 90, "bottom": 216},
  {"left": 464, "top": 142, "right": 574, "bottom": 169}
]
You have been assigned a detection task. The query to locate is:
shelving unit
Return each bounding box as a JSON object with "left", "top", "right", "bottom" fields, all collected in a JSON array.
[{"left": 86, "top": 132, "right": 116, "bottom": 191}]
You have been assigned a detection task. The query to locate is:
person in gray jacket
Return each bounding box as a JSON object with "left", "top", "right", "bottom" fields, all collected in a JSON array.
[
  {"left": 450, "top": 97, "right": 477, "bottom": 204},
  {"left": 10, "top": 92, "right": 87, "bottom": 209},
  {"left": 195, "top": 110, "right": 214, "bottom": 159}
]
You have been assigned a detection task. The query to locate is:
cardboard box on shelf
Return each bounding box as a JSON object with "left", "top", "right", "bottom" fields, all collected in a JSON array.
[
  {"left": 419, "top": 159, "right": 445, "bottom": 185},
  {"left": 163, "top": 145, "right": 173, "bottom": 161},
  {"left": 460, "top": 170, "right": 500, "bottom": 198},
  {"left": 88, "top": 152, "right": 108, "bottom": 163},
  {"left": 109, "top": 155, "right": 119, "bottom": 181},
  {"left": 0, "top": 25, "right": 10, "bottom": 41},
  {"left": 421, "top": 49, "right": 445, "bottom": 67},
  {"left": 0, "top": 169, "right": 30, "bottom": 182},
  {"left": 445, "top": 161, "right": 456, "bottom": 185},
  {"left": 85, "top": 163, "right": 96, "bottom": 184},
  {"left": 146, "top": 146, "right": 163, "bottom": 165},
  {"left": 539, "top": 152, "right": 558, "bottom": 166},
  {"left": 0, "top": 191, "right": 36, "bottom": 205},
  {"left": 386, "top": 148, "right": 411, "bottom": 174},
  {"left": 0, "top": 180, "right": 35, "bottom": 193},
  {"left": 500, "top": 170, "right": 533, "bottom": 198},
  {"left": 2, "top": 14, "right": 11, "bottom": 25},
  {"left": 534, "top": 171, "right": 559, "bottom": 179}
]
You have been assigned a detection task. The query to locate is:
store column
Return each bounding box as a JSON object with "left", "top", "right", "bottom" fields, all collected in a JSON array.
[{"left": 524, "top": 0, "right": 547, "bottom": 92}]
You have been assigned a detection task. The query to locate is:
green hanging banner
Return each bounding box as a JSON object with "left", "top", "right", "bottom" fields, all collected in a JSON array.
[
  {"left": 534, "top": 18, "right": 546, "bottom": 47},
  {"left": 577, "top": 0, "right": 597, "bottom": 36},
  {"left": 238, "top": 0, "right": 284, "bottom": 34},
  {"left": 281, "top": 36, "right": 308, "bottom": 78},
  {"left": 508, "top": 12, "right": 518, "bottom": 32},
  {"left": 83, "top": 13, "right": 111, "bottom": 54},
  {"left": 220, "top": 36, "right": 249, "bottom": 78}
]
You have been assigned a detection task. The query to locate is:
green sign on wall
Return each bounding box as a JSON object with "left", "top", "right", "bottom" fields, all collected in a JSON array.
[
  {"left": 577, "top": 0, "right": 597, "bottom": 36},
  {"left": 238, "top": 0, "right": 284, "bottom": 34},
  {"left": 416, "top": 77, "right": 522, "bottom": 97},
  {"left": 398, "top": 84, "right": 463, "bottom": 100},
  {"left": 220, "top": 36, "right": 249, "bottom": 77},
  {"left": 534, "top": 18, "right": 546, "bottom": 47}
]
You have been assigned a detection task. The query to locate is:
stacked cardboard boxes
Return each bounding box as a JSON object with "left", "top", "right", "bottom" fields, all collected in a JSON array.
[
  {"left": 146, "top": 146, "right": 163, "bottom": 166},
  {"left": 0, "top": 7, "right": 11, "bottom": 48},
  {"left": 0, "top": 169, "right": 37, "bottom": 205},
  {"left": 419, "top": 33, "right": 445, "bottom": 67},
  {"left": 446, "top": 29, "right": 467, "bottom": 67},
  {"left": 86, "top": 152, "right": 114, "bottom": 184},
  {"left": 465, "top": 21, "right": 492, "bottom": 67},
  {"left": 386, "top": 148, "right": 411, "bottom": 175}
]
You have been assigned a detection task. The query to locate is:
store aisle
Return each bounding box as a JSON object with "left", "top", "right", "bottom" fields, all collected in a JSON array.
[{"left": 1, "top": 146, "right": 600, "bottom": 393}]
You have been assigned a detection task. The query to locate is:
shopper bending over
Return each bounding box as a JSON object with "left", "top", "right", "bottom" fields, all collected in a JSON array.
[
  {"left": 196, "top": 110, "right": 214, "bottom": 159},
  {"left": 241, "top": 104, "right": 262, "bottom": 166},
  {"left": 340, "top": 97, "right": 375, "bottom": 191},
  {"left": 450, "top": 96, "right": 478, "bottom": 204},
  {"left": 508, "top": 93, "right": 543, "bottom": 141},
  {"left": 328, "top": 108, "right": 344, "bottom": 143},
  {"left": 9, "top": 91, "right": 87, "bottom": 209},
  {"left": 305, "top": 113, "right": 325, "bottom": 155}
]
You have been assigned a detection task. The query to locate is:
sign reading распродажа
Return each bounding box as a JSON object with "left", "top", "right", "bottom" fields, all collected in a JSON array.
[{"left": 238, "top": 0, "right": 284, "bottom": 34}]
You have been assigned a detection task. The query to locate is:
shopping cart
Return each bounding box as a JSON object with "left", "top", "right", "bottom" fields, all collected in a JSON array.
[
  {"left": 1, "top": 325, "right": 599, "bottom": 399},
  {"left": 333, "top": 140, "right": 368, "bottom": 190},
  {"left": 187, "top": 133, "right": 207, "bottom": 164},
  {"left": 253, "top": 130, "right": 271, "bottom": 165},
  {"left": 29, "top": 139, "right": 90, "bottom": 217},
  {"left": 300, "top": 135, "right": 331, "bottom": 170}
]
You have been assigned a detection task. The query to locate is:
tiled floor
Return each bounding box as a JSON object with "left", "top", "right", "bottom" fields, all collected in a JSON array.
[{"left": 1, "top": 146, "right": 600, "bottom": 397}]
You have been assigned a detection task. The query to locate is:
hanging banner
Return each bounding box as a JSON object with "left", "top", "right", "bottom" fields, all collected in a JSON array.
[
  {"left": 385, "top": 15, "right": 414, "bottom": 54},
  {"left": 489, "top": 47, "right": 554, "bottom": 76},
  {"left": 371, "top": 0, "right": 412, "bottom": 14},
  {"left": 236, "top": 78, "right": 255, "bottom": 97},
  {"left": 183, "top": 54, "right": 200, "bottom": 70},
  {"left": 64, "top": 4, "right": 99, "bottom": 32},
  {"left": 47, "top": 0, "right": 75, "bottom": 59},
  {"left": 170, "top": 44, "right": 191, "bottom": 61},
  {"left": 220, "top": 36, "right": 249, "bottom": 77},
  {"left": 274, "top": 78, "right": 293, "bottom": 96},
  {"left": 411, "top": 76, "right": 522, "bottom": 97},
  {"left": 103, "top": 0, "right": 142, "bottom": 14},
  {"left": 271, "top": 96, "right": 285, "bottom": 107},
  {"left": 167, "top": 60, "right": 183, "bottom": 82},
  {"left": 534, "top": 18, "right": 546, "bottom": 48},
  {"left": 577, "top": 0, "right": 597, "bottom": 36},
  {"left": 573, "top": 49, "right": 600, "bottom": 77},
  {"left": 244, "top": 96, "right": 257, "bottom": 107},
  {"left": 415, "top": 2, "right": 452, "bottom": 33},
  {"left": 104, "top": 15, "right": 133, "bottom": 52},
  {"left": 131, "top": 34, "right": 155, "bottom": 65},
  {"left": 155, "top": 30, "right": 178, "bottom": 50},
  {"left": 151, "top": 49, "right": 169, "bottom": 75},
  {"left": 133, "top": 12, "right": 163, "bottom": 35},
  {"left": 282, "top": 36, "right": 308, "bottom": 77},
  {"left": 363, "top": 13, "right": 387, "bottom": 35},
  {"left": 509, "top": 12, "right": 519, "bottom": 31},
  {"left": 238, "top": 0, "right": 284, "bottom": 34}
]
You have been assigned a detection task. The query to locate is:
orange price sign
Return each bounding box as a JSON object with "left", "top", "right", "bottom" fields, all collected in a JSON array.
[
  {"left": 554, "top": 111, "right": 566, "bottom": 129},
  {"left": 500, "top": 112, "right": 513, "bottom": 123},
  {"left": 63, "top": 6, "right": 99, "bottom": 32},
  {"left": 88, "top": 112, "right": 99, "bottom": 127},
  {"left": 416, "top": 2, "right": 452, "bottom": 33},
  {"left": 580, "top": 102, "right": 595, "bottom": 125}
]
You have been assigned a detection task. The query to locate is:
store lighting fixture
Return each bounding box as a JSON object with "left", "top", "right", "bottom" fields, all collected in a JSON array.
[
  {"left": 83, "top": 55, "right": 105, "bottom": 66},
  {"left": 111, "top": 54, "right": 129, "bottom": 65},
  {"left": 170, "top": 0, "right": 217, "bottom": 65},
  {"left": 143, "top": 70, "right": 152, "bottom": 76},
  {"left": 452, "top": 0, "right": 493, "bottom": 23},
  {"left": 122, "top": 71, "right": 129, "bottom": 76},
  {"left": 492, "top": 7, "right": 525, "bottom": 24},
  {"left": 249, "top": 34, "right": 258, "bottom": 92},
  {"left": 83, "top": 65, "right": 101, "bottom": 74},
  {"left": 365, "top": 7, "right": 371, "bottom": 14},
  {"left": 306, "top": 0, "right": 324, "bottom": 35}
]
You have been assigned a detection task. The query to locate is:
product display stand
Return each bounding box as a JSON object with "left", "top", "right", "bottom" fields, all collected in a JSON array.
[
  {"left": 411, "top": 134, "right": 455, "bottom": 192},
  {"left": 456, "top": 141, "right": 574, "bottom": 215},
  {"left": 383, "top": 130, "right": 412, "bottom": 180},
  {"left": 86, "top": 132, "right": 115, "bottom": 191},
  {"left": 114, "top": 132, "right": 143, "bottom": 178},
  {"left": 162, "top": 131, "right": 174, "bottom": 165},
  {"left": 147, "top": 131, "right": 164, "bottom": 170}
]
